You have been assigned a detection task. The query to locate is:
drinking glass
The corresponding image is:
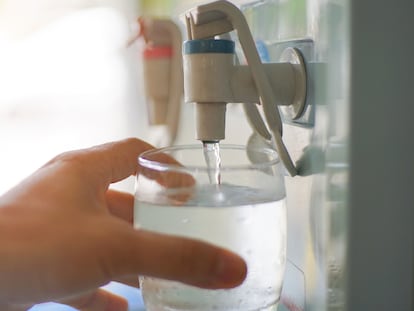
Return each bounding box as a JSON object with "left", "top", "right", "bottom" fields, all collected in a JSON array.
[{"left": 134, "top": 144, "right": 287, "bottom": 311}]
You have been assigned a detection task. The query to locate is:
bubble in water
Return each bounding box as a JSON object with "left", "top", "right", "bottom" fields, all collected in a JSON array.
[
  {"left": 187, "top": 183, "right": 279, "bottom": 207},
  {"left": 212, "top": 189, "right": 225, "bottom": 203}
]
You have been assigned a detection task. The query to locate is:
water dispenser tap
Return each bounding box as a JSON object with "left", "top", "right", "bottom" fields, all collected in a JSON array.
[
  {"left": 129, "top": 17, "right": 183, "bottom": 147},
  {"left": 182, "top": 0, "right": 307, "bottom": 176}
]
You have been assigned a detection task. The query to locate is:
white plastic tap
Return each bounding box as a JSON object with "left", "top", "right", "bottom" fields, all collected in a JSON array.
[
  {"left": 129, "top": 17, "right": 183, "bottom": 147},
  {"left": 182, "top": 0, "right": 307, "bottom": 176}
]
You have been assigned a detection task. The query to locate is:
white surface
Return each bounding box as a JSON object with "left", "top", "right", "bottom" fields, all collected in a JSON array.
[{"left": 0, "top": 7, "right": 148, "bottom": 194}]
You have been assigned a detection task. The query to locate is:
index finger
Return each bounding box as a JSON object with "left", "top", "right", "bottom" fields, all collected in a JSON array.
[
  {"left": 56, "top": 138, "right": 154, "bottom": 186},
  {"left": 91, "top": 138, "right": 154, "bottom": 185}
]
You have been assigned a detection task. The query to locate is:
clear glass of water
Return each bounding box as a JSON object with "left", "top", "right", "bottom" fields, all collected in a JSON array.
[{"left": 134, "top": 144, "right": 287, "bottom": 311}]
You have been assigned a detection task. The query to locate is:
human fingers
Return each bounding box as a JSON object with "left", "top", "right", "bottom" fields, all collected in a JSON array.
[
  {"left": 137, "top": 149, "right": 196, "bottom": 205},
  {"left": 0, "top": 303, "right": 32, "bottom": 311},
  {"left": 138, "top": 152, "right": 196, "bottom": 189},
  {"left": 53, "top": 138, "right": 193, "bottom": 194},
  {"left": 105, "top": 189, "right": 134, "bottom": 224},
  {"left": 52, "top": 138, "right": 154, "bottom": 187},
  {"left": 103, "top": 224, "right": 247, "bottom": 289},
  {"left": 53, "top": 138, "right": 194, "bottom": 194},
  {"left": 58, "top": 288, "right": 128, "bottom": 311}
]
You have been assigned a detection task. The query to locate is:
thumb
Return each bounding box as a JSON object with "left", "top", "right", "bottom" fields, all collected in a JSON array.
[{"left": 104, "top": 223, "right": 247, "bottom": 289}]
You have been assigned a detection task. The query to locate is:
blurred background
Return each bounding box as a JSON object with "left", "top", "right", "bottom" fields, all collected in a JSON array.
[{"left": 0, "top": 0, "right": 207, "bottom": 194}]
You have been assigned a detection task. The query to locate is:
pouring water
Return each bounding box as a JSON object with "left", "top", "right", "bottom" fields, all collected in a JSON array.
[{"left": 202, "top": 141, "right": 222, "bottom": 185}]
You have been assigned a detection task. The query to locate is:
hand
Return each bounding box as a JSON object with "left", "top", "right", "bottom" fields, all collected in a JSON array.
[{"left": 0, "top": 138, "right": 247, "bottom": 310}]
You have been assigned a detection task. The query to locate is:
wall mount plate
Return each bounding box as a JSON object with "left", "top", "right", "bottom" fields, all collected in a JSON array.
[{"left": 279, "top": 47, "right": 307, "bottom": 120}]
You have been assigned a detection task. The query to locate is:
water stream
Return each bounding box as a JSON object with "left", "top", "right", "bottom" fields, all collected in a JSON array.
[{"left": 202, "top": 141, "right": 222, "bottom": 185}]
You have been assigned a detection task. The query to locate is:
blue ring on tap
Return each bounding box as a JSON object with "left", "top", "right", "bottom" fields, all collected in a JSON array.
[{"left": 183, "top": 39, "right": 235, "bottom": 54}]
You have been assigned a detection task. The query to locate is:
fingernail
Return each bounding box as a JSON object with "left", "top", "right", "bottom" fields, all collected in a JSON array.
[{"left": 213, "top": 251, "right": 247, "bottom": 288}]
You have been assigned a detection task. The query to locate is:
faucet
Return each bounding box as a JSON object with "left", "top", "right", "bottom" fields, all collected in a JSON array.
[
  {"left": 182, "top": 0, "right": 307, "bottom": 176},
  {"left": 129, "top": 16, "right": 183, "bottom": 147}
]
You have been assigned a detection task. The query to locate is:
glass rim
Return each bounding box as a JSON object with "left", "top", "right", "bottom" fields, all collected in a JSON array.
[{"left": 138, "top": 144, "right": 280, "bottom": 172}]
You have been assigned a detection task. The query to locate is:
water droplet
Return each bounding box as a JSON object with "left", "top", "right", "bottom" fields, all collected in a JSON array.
[{"left": 181, "top": 218, "right": 190, "bottom": 224}]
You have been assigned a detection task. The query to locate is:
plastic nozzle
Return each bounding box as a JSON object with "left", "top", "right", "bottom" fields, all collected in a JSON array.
[{"left": 195, "top": 102, "right": 226, "bottom": 141}]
